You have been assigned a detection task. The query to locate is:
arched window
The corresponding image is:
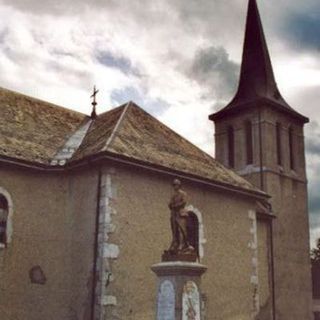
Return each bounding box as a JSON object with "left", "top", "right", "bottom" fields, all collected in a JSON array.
[
  {"left": 276, "top": 122, "right": 282, "bottom": 166},
  {"left": 288, "top": 126, "right": 295, "bottom": 170},
  {"left": 245, "top": 120, "right": 253, "bottom": 165},
  {"left": 187, "top": 212, "right": 199, "bottom": 258},
  {"left": 0, "top": 194, "right": 9, "bottom": 247},
  {"left": 186, "top": 205, "right": 206, "bottom": 261},
  {"left": 227, "top": 126, "right": 235, "bottom": 168}
]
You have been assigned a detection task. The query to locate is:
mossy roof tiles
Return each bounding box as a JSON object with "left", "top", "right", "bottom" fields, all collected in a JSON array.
[
  {"left": 101, "top": 102, "right": 256, "bottom": 191},
  {"left": 0, "top": 87, "right": 86, "bottom": 164},
  {"left": 0, "top": 87, "right": 258, "bottom": 192}
]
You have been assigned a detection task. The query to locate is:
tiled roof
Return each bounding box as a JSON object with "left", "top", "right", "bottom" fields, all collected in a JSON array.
[
  {"left": 0, "top": 87, "right": 259, "bottom": 192},
  {"left": 99, "top": 102, "right": 257, "bottom": 191},
  {"left": 0, "top": 87, "right": 86, "bottom": 164}
]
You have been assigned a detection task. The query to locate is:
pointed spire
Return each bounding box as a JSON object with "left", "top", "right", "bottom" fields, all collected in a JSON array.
[
  {"left": 90, "top": 85, "right": 99, "bottom": 119},
  {"left": 237, "top": 0, "right": 279, "bottom": 99},
  {"left": 209, "top": 0, "right": 308, "bottom": 123}
]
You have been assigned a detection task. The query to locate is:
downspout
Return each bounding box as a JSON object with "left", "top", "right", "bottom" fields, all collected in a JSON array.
[
  {"left": 90, "top": 168, "right": 102, "bottom": 320},
  {"left": 258, "top": 107, "right": 276, "bottom": 320}
]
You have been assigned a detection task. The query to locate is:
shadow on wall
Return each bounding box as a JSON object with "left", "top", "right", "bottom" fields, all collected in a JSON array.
[{"left": 255, "top": 297, "right": 272, "bottom": 320}]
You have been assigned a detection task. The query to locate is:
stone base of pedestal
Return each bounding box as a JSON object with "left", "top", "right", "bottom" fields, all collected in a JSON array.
[
  {"left": 151, "top": 261, "right": 207, "bottom": 320},
  {"left": 162, "top": 250, "right": 198, "bottom": 262}
]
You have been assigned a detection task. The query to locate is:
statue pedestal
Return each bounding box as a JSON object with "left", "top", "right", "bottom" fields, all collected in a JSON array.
[{"left": 151, "top": 261, "right": 207, "bottom": 320}]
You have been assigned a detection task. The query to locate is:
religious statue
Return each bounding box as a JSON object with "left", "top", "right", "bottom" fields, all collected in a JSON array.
[{"left": 163, "top": 179, "right": 197, "bottom": 261}]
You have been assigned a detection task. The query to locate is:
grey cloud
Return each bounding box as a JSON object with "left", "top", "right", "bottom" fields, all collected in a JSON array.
[
  {"left": 168, "top": 0, "right": 245, "bottom": 40},
  {"left": 306, "top": 121, "right": 320, "bottom": 156},
  {"left": 1, "top": 0, "right": 244, "bottom": 48},
  {"left": 281, "top": 3, "right": 320, "bottom": 51},
  {"left": 1, "top": 0, "right": 171, "bottom": 26},
  {"left": 0, "top": 27, "right": 8, "bottom": 44},
  {"left": 305, "top": 120, "right": 320, "bottom": 239},
  {"left": 111, "top": 86, "right": 144, "bottom": 106},
  {"left": 96, "top": 51, "right": 141, "bottom": 77},
  {"left": 309, "top": 170, "right": 320, "bottom": 215},
  {"left": 188, "top": 46, "right": 239, "bottom": 101},
  {"left": 307, "top": 169, "right": 320, "bottom": 247},
  {"left": 306, "top": 138, "right": 320, "bottom": 156},
  {"left": 305, "top": 120, "right": 320, "bottom": 156},
  {"left": 111, "top": 86, "right": 169, "bottom": 116},
  {"left": 288, "top": 86, "right": 320, "bottom": 118},
  {"left": 47, "top": 61, "right": 91, "bottom": 87},
  {"left": 308, "top": 175, "right": 320, "bottom": 233},
  {"left": 0, "top": 0, "right": 118, "bottom": 15}
]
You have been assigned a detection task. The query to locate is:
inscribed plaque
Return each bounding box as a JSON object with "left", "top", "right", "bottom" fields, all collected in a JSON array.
[{"left": 157, "top": 280, "right": 175, "bottom": 320}]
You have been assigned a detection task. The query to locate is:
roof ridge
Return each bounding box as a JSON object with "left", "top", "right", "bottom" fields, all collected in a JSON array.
[
  {"left": 50, "top": 118, "right": 93, "bottom": 166},
  {"left": 96, "top": 102, "right": 128, "bottom": 117},
  {"left": 102, "top": 101, "right": 131, "bottom": 151},
  {"left": 128, "top": 101, "right": 217, "bottom": 161}
]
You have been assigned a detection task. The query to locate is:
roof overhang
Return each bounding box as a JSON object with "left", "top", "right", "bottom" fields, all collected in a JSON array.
[
  {"left": 0, "top": 151, "right": 270, "bottom": 201},
  {"left": 209, "top": 97, "right": 309, "bottom": 123}
]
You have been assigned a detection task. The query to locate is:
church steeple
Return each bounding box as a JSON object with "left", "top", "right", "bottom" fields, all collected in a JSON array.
[
  {"left": 210, "top": 0, "right": 308, "bottom": 123},
  {"left": 238, "top": 0, "right": 278, "bottom": 100},
  {"left": 209, "top": 4, "right": 313, "bottom": 317}
]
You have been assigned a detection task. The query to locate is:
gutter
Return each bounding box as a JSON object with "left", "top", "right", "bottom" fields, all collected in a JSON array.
[
  {"left": 0, "top": 151, "right": 269, "bottom": 201},
  {"left": 68, "top": 151, "right": 269, "bottom": 201}
]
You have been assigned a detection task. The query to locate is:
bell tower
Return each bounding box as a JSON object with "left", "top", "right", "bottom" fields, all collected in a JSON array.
[{"left": 210, "top": 0, "right": 313, "bottom": 319}]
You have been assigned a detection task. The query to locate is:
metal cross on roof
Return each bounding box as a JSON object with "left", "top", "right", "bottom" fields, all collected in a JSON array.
[{"left": 90, "top": 85, "right": 99, "bottom": 119}]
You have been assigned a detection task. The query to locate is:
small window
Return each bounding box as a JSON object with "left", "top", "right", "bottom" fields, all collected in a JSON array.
[
  {"left": 227, "top": 126, "right": 235, "bottom": 168},
  {"left": 0, "top": 194, "right": 9, "bottom": 247},
  {"left": 245, "top": 121, "right": 253, "bottom": 165},
  {"left": 276, "top": 122, "right": 282, "bottom": 166},
  {"left": 289, "top": 127, "right": 295, "bottom": 170}
]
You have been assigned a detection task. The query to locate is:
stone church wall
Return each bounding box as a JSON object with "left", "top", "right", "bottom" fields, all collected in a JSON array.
[
  {"left": 0, "top": 162, "right": 272, "bottom": 320},
  {"left": 265, "top": 173, "right": 312, "bottom": 319},
  {"left": 215, "top": 105, "right": 313, "bottom": 319},
  {"left": 105, "top": 163, "right": 269, "bottom": 320},
  {"left": 0, "top": 166, "right": 98, "bottom": 320}
]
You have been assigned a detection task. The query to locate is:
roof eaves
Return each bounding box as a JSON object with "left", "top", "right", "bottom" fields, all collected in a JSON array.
[
  {"left": 67, "top": 150, "right": 269, "bottom": 200},
  {"left": 209, "top": 97, "right": 309, "bottom": 123},
  {"left": 0, "top": 154, "right": 62, "bottom": 171},
  {"left": 0, "top": 149, "right": 269, "bottom": 200}
]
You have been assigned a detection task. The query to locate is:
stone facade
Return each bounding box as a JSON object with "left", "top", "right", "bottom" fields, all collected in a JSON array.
[
  {"left": 0, "top": 165, "right": 98, "bottom": 319},
  {"left": 0, "top": 159, "right": 271, "bottom": 320},
  {"left": 214, "top": 105, "right": 313, "bottom": 319},
  {"left": 96, "top": 164, "right": 270, "bottom": 320}
]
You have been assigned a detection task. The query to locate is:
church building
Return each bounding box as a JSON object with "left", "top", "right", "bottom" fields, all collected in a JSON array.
[{"left": 0, "top": 0, "right": 313, "bottom": 319}]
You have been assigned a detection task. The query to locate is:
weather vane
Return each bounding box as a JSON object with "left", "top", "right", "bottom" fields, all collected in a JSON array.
[{"left": 90, "top": 85, "right": 99, "bottom": 119}]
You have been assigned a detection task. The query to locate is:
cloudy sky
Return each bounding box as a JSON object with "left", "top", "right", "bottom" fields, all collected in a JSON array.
[{"left": 0, "top": 0, "right": 319, "bottom": 247}]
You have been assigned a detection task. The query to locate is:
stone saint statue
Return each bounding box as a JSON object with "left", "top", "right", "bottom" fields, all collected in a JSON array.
[{"left": 168, "top": 179, "right": 194, "bottom": 254}]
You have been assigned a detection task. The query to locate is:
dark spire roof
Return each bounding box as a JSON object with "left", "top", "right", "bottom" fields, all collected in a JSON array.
[{"left": 210, "top": 0, "right": 308, "bottom": 123}]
